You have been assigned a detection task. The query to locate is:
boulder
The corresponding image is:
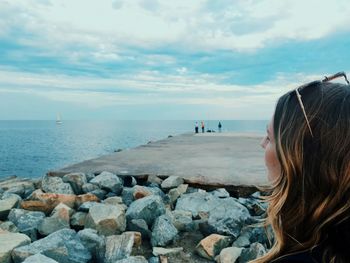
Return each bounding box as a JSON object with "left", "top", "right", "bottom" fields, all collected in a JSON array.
[
  {"left": 133, "top": 186, "right": 152, "bottom": 200},
  {"left": 78, "top": 201, "right": 99, "bottom": 212},
  {"left": 42, "top": 175, "right": 74, "bottom": 195},
  {"left": 85, "top": 203, "right": 126, "bottom": 236},
  {"left": 217, "top": 247, "right": 243, "bottom": 263},
  {"left": 75, "top": 193, "right": 99, "bottom": 207},
  {"left": 103, "top": 196, "right": 124, "bottom": 205},
  {"left": 22, "top": 253, "right": 59, "bottom": 263},
  {"left": 62, "top": 173, "right": 87, "bottom": 194},
  {"left": 238, "top": 242, "right": 266, "bottom": 263},
  {"left": 82, "top": 183, "right": 99, "bottom": 194},
  {"left": 115, "top": 256, "right": 148, "bottom": 263},
  {"left": 0, "top": 221, "right": 18, "bottom": 232},
  {"left": 210, "top": 188, "right": 230, "bottom": 198},
  {"left": 127, "top": 219, "right": 151, "bottom": 239},
  {"left": 0, "top": 230, "right": 31, "bottom": 263},
  {"left": 126, "top": 195, "right": 165, "bottom": 226},
  {"left": 168, "top": 184, "right": 188, "bottom": 204},
  {"left": 12, "top": 229, "right": 91, "bottom": 263},
  {"left": 70, "top": 212, "right": 87, "bottom": 230},
  {"left": 90, "top": 171, "right": 123, "bottom": 194},
  {"left": 196, "top": 234, "right": 233, "bottom": 260},
  {"left": 147, "top": 175, "right": 163, "bottom": 185},
  {"left": 0, "top": 196, "right": 20, "bottom": 220},
  {"left": 101, "top": 233, "right": 134, "bottom": 263},
  {"left": 152, "top": 247, "right": 183, "bottom": 256},
  {"left": 151, "top": 215, "right": 178, "bottom": 247},
  {"left": 170, "top": 210, "right": 195, "bottom": 232},
  {"left": 161, "top": 176, "right": 184, "bottom": 190},
  {"left": 77, "top": 228, "right": 105, "bottom": 262}
]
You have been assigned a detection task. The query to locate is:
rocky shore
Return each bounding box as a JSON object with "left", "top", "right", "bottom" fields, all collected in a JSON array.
[{"left": 0, "top": 172, "right": 271, "bottom": 263}]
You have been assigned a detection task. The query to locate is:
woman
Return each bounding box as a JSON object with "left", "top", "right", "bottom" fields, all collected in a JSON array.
[{"left": 253, "top": 72, "right": 350, "bottom": 263}]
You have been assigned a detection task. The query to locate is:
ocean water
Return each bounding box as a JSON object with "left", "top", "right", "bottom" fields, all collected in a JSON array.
[{"left": 0, "top": 120, "right": 267, "bottom": 179}]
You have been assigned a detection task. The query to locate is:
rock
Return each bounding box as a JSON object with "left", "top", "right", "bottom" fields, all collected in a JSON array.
[
  {"left": 170, "top": 210, "right": 195, "bottom": 232},
  {"left": 237, "top": 197, "right": 267, "bottom": 217},
  {"left": 161, "top": 176, "right": 184, "bottom": 190},
  {"left": 71, "top": 212, "right": 87, "bottom": 230},
  {"left": 210, "top": 188, "right": 230, "bottom": 198},
  {"left": 122, "top": 176, "right": 137, "bottom": 187},
  {"left": 42, "top": 175, "right": 74, "bottom": 195},
  {"left": 127, "top": 219, "right": 151, "bottom": 239},
  {"left": 90, "top": 189, "right": 107, "bottom": 200},
  {"left": 62, "top": 173, "right": 87, "bottom": 194},
  {"left": 147, "top": 175, "right": 163, "bottom": 185},
  {"left": 0, "top": 221, "right": 18, "bottom": 232},
  {"left": 77, "top": 228, "right": 105, "bottom": 262},
  {"left": 133, "top": 186, "right": 152, "bottom": 200},
  {"left": 217, "top": 247, "right": 243, "bottom": 263},
  {"left": 103, "top": 196, "right": 124, "bottom": 205},
  {"left": 233, "top": 226, "right": 269, "bottom": 248},
  {"left": 38, "top": 216, "right": 70, "bottom": 236},
  {"left": 90, "top": 171, "right": 123, "bottom": 194},
  {"left": 232, "top": 230, "right": 251, "bottom": 248},
  {"left": 78, "top": 201, "right": 99, "bottom": 212},
  {"left": 75, "top": 193, "right": 99, "bottom": 207},
  {"left": 115, "top": 256, "right": 148, "bottom": 263},
  {"left": 151, "top": 215, "right": 178, "bottom": 247},
  {"left": 82, "top": 183, "right": 99, "bottom": 193},
  {"left": 22, "top": 254, "right": 59, "bottom": 263},
  {"left": 196, "top": 234, "right": 233, "bottom": 260},
  {"left": 168, "top": 184, "right": 188, "bottom": 204},
  {"left": 126, "top": 195, "right": 165, "bottom": 226},
  {"left": 85, "top": 173, "right": 95, "bottom": 182},
  {"left": 122, "top": 187, "right": 135, "bottom": 206},
  {"left": 23, "top": 192, "right": 76, "bottom": 214},
  {"left": 12, "top": 229, "right": 91, "bottom": 263},
  {"left": 0, "top": 230, "right": 31, "bottom": 263},
  {"left": 0, "top": 196, "right": 20, "bottom": 220},
  {"left": 152, "top": 247, "right": 183, "bottom": 256},
  {"left": 124, "top": 231, "right": 142, "bottom": 247},
  {"left": 85, "top": 203, "right": 126, "bottom": 236},
  {"left": 10, "top": 209, "right": 46, "bottom": 241},
  {"left": 148, "top": 257, "right": 160, "bottom": 263},
  {"left": 238, "top": 242, "right": 266, "bottom": 263},
  {"left": 102, "top": 233, "right": 134, "bottom": 263}
]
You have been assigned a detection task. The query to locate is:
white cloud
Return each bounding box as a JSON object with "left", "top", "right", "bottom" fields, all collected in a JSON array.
[{"left": 1, "top": 0, "right": 349, "bottom": 53}]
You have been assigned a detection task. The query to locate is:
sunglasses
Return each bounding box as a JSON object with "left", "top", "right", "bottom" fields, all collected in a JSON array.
[{"left": 294, "top": 72, "right": 350, "bottom": 138}]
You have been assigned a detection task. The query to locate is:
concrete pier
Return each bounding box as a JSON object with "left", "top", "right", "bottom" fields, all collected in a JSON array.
[{"left": 50, "top": 133, "right": 268, "bottom": 190}]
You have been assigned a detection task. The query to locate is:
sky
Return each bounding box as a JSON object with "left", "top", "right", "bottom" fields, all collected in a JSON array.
[{"left": 0, "top": 0, "right": 350, "bottom": 120}]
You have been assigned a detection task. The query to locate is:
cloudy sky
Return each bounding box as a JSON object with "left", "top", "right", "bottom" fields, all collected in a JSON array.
[{"left": 1, "top": 0, "right": 349, "bottom": 120}]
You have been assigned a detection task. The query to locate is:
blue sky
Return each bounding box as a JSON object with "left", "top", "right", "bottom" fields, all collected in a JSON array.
[{"left": 1, "top": 0, "right": 349, "bottom": 120}]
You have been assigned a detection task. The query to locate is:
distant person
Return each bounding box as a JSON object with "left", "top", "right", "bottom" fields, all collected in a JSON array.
[
  {"left": 201, "top": 121, "right": 205, "bottom": 133},
  {"left": 195, "top": 122, "right": 199, "bottom": 133},
  {"left": 218, "top": 122, "right": 222, "bottom": 132},
  {"left": 255, "top": 72, "right": 350, "bottom": 263}
]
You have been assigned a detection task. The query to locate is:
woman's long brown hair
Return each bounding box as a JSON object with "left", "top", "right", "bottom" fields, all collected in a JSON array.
[{"left": 252, "top": 82, "right": 350, "bottom": 263}]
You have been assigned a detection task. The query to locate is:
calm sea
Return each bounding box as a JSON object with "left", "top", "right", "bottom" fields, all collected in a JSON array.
[{"left": 0, "top": 120, "right": 267, "bottom": 179}]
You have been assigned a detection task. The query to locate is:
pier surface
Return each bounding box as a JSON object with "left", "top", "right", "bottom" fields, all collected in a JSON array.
[{"left": 50, "top": 133, "right": 268, "bottom": 188}]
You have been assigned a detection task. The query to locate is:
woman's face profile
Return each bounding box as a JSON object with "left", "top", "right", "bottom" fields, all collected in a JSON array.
[{"left": 260, "top": 117, "right": 281, "bottom": 181}]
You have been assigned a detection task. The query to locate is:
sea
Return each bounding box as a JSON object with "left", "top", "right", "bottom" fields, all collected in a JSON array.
[{"left": 0, "top": 120, "right": 267, "bottom": 179}]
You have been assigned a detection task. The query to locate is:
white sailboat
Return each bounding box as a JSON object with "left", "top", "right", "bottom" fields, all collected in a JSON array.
[{"left": 56, "top": 113, "right": 62, "bottom": 124}]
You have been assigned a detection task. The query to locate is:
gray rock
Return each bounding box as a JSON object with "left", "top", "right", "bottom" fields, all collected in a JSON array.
[
  {"left": 0, "top": 196, "right": 20, "bottom": 220},
  {"left": 127, "top": 219, "right": 151, "bottom": 239},
  {"left": 78, "top": 201, "right": 99, "bottom": 212},
  {"left": 161, "top": 176, "right": 184, "bottom": 190},
  {"left": 102, "top": 233, "right": 134, "bottom": 263},
  {"left": 217, "top": 247, "right": 243, "bottom": 263},
  {"left": 15, "top": 211, "right": 46, "bottom": 241},
  {"left": 122, "top": 187, "right": 135, "bottom": 206},
  {"left": 237, "top": 197, "right": 267, "bottom": 217},
  {"left": 167, "top": 184, "right": 188, "bottom": 204},
  {"left": 0, "top": 231, "right": 31, "bottom": 263},
  {"left": 82, "top": 183, "right": 99, "bottom": 194},
  {"left": 7, "top": 209, "right": 28, "bottom": 225},
  {"left": 233, "top": 226, "right": 269, "bottom": 248},
  {"left": 0, "top": 221, "right": 19, "bottom": 232},
  {"left": 103, "top": 196, "right": 124, "bottom": 206},
  {"left": 22, "top": 254, "right": 59, "bottom": 263},
  {"left": 90, "top": 171, "right": 123, "bottom": 194},
  {"left": 152, "top": 247, "right": 183, "bottom": 256},
  {"left": 78, "top": 228, "right": 105, "bottom": 262},
  {"left": 62, "top": 173, "right": 87, "bottom": 195},
  {"left": 170, "top": 210, "right": 195, "bottom": 232},
  {"left": 176, "top": 192, "right": 250, "bottom": 238},
  {"left": 71, "top": 212, "right": 87, "bottom": 229},
  {"left": 238, "top": 242, "right": 266, "bottom": 263},
  {"left": 38, "top": 217, "right": 70, "bottom": 236},
  {"left": 210, "top": 188, "right": 230, "bottom": 198},
  {"left": 85, "top": 203, "right": 126, "bottom": 236},
  {"left": 151, "top": 215, "right": 178, "bottom": 247},
  {"left": 122, "top": 176, "right": 137, "bottom": 187},
  {"left": 115, "top": 256, "right": 148, "bottom": 263},
  {"left": 12, "top": 229, "right": 91, "bottom": 263},
  {"left": 85, "top": 173, "right": 95, "bottom": 182},
  {"left": 126, "top": 195, "right": 165, "bottom": 226},
  {"left": 232, "top": 230, "right": 251, "bottom": 248},
  {"left": 196, "top": 234, "right": 233, "bottom": 260},
  {"left": 42, "top": 175, "right": 74, "bottom": 195},
  {"left": 90, "top": 189, "right": 107, "bottom": 200}
]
